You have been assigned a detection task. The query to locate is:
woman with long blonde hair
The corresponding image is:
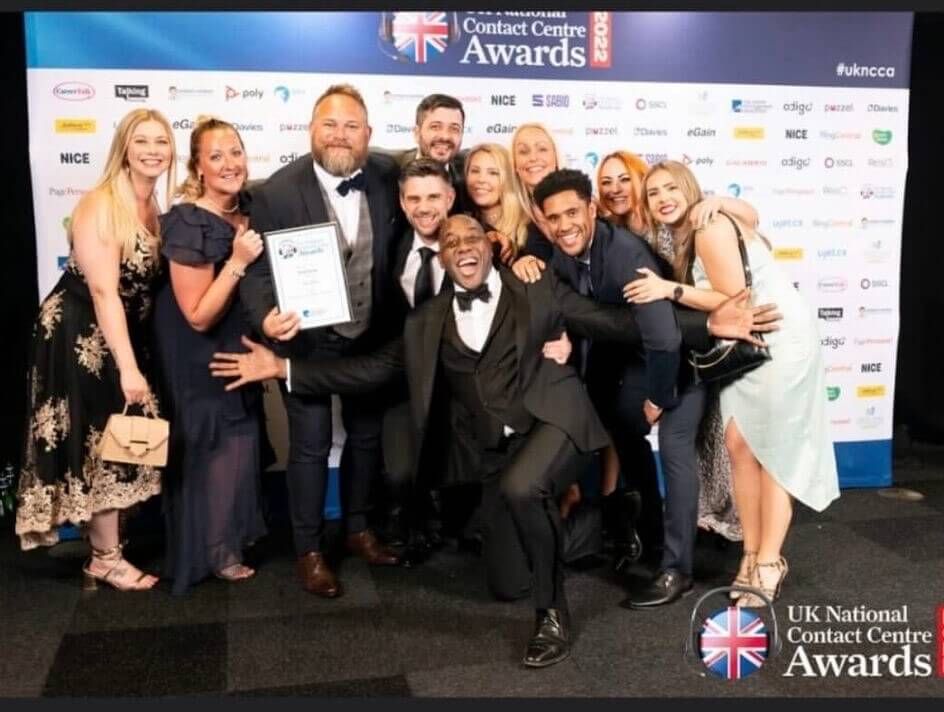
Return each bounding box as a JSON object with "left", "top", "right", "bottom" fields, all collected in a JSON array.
[
  {"left": 464, "top": 143, "right": 529, "bottom": 257},
  {"left": 625, "top": 160, "right": 840, "bottom": 605},
  {"left": 510, "top": 122, "right": 560, "bottom": 261},
  {"left": 17, "top": 108, "right": 176, "bottom": 591}
]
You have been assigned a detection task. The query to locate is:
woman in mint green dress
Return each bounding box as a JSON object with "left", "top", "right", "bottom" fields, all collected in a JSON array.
[{"left": 624, "top": 160, "right": 840, "bottom": 607}]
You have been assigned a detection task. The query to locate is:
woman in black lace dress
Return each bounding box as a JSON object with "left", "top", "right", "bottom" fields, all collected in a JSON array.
[
  {"left": 152, "top": 117, "right": 268, "bottom": 595},
  {"left": 16, "top": 108, "right": 177, "bottom": 591}
]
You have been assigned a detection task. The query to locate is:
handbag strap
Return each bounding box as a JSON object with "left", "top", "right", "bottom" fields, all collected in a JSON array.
[
  {"left": 719, "top": 211, "right": 752, "bottom": 289},
  {"left": 121, "top": 401, "right": 157, "bottom": 419}
]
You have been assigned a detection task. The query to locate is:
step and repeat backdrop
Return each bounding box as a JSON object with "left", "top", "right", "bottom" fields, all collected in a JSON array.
[{"left": 25, "top": 11, "right": 912, "bottom": 490}]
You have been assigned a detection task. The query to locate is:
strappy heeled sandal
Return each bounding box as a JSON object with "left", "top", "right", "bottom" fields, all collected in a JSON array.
[
  {"left": 737, "top": 556, "right": 788, "bottom": 608},
  {"left": 214, "top": 563, "right": 256, "bottom": 582},
  {"left": 729, "top": 550, "right": 757, "bottom": 600},
  {"left": 81, "top": 544, "right": 158, "bottom": 592}
]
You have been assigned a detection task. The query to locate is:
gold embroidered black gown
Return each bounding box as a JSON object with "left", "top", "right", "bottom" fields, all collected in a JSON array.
[{"left": 16, "top": 232, "right": 163, "bottom": 550}]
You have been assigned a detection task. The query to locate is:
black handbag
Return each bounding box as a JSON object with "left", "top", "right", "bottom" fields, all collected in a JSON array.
[{"left": 688, "top": 213, "right": 771, "bottom": 385}]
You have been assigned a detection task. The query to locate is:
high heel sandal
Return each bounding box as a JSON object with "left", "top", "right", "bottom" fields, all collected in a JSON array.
[
  {"left": 81, "top": 543, "right": 158, "bottom": 592},
  {"left": 729, "top": 550, "right": 757, "bottom": 600},
  {"left": 736, "top": 556, "right": 788, "bottom": 608}
]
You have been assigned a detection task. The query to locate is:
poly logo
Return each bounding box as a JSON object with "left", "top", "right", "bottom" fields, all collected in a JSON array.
[{"left": 872, "top": 130, "right": 892, "bottom": 145}]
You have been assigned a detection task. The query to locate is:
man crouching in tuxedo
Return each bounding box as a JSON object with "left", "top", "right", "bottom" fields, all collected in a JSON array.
[{"left": 211, "top": 214, "right": 781, "bottom": 668}]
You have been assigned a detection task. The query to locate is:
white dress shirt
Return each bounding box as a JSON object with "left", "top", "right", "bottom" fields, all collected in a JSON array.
[
  {"left": 400, "top": 231, "right": 446, "bottom": 308},
  {"left": 312, "top": 160, "right": 362, "bottom": 249},
  {"left": 451, "top": 265, "right": 503, "bottom": 353}
]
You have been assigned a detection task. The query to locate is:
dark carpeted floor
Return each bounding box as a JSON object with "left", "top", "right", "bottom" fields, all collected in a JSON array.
[{"left": 2, "top": 435, "right": 943, "bottom": 698}]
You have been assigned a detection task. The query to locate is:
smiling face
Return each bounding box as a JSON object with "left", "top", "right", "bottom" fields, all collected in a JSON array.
[
  {"left": 415, "top": 106, "right": 464, "bottom": 164},
  {"left": 466, "top": 150, "right": 502, "bottom": 210},
  {"left": 125, "top": 119, "right": 173, "bottom": 181},
  {"left": 310, "top": 93, "right": 371, "bottom": 177},
  {"left": 197, "top": 127, "right": 246, "bottom": 201},
  {"left": 438, "top": 215, "right": 493, "bottom": 290},
  {"left": 599, "top": 156, "right": 637, "bottom": 217},
  {"left": 645, "top": 168, "right": 691, "bottom": 227},
  {"left": 400, "top": 174, "right": 455, "bottom": 240},
  {"left": 513, "top": 126, "right": 557, "bottom": 192},
  {"left": 540, "top": 189, "right": 596, "bottom": 258}
]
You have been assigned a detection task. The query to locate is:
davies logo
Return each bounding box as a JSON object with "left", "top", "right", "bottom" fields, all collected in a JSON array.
[
  {"left": 53, "top": 82, "right": 95, "bottom": 101},
  {"left": 872, "top": 129, "right": 893, "bottom": 145}
]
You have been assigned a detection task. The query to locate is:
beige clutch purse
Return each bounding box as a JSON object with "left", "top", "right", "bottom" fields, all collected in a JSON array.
[{"left": 99, "top": 405, "right": 169, "bottom": 467}]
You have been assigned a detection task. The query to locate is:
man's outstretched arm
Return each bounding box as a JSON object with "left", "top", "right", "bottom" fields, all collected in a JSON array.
[{"left": 210, "top": 335, "right": 406, "bottom": 396}]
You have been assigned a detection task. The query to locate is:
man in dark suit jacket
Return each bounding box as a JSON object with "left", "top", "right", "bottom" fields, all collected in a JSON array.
[
  {"left": 240, "top": 83, "right": 405, "bottom": 598},
  {"left": 375, "top": 93, "right": 471, "bottom": 215},
  {"left": 215, "top": 214, "right": 781, "bottom": 668},
  {"left": 525, "top": 169, "right": 708, "bottom": 607}
]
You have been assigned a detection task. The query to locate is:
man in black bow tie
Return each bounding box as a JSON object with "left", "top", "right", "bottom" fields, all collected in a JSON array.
[
  {"left": 215, "top": 214, "right": 782, "bottom": 668},
  {"left": 240, "top": 83, "right": 406, "bottom": 598}
]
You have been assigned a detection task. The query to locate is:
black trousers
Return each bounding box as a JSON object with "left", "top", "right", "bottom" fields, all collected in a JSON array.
[
  {"left": 479, "top": 422, "right": 591, "bottom": 610},
  {"left": 656, "top": 382, "right": 706, "bottom": 576},
  {"left": 280, "top": 334, "right": 384, "bottom": 554}
]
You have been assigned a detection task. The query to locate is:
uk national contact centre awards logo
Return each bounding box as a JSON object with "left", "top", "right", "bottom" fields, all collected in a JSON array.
[
  {"left": 386, "top": 12, "right": 454, "bottom": 63},
  {"left": 698, "top": 607, "right": 770, "bottom": 679}
]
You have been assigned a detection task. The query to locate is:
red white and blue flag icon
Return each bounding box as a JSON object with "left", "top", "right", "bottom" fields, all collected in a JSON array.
[
  {"left": 698, "top": 607, "right": 769, "bottom": 679},
  {"left": 391, "top": 12, "right": 451, "bottom": 63}
]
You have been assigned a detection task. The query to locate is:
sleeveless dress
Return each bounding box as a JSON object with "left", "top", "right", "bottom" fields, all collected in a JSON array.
[
  {"left": 16, "top": 232, "right": 163, "bottom": 550},
  {"left": 152, "top": 203, "right": 267, "bottom": 595},
  {"left": 692, "top": 234, "right": 840, "bottom": 511}
]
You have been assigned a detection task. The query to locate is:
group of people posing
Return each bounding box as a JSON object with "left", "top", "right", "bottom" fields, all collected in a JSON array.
[{"left": 16, "top": 85, "right": 839, "bottom": 668}]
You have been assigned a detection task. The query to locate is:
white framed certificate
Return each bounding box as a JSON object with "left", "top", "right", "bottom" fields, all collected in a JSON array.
[{"left": 264, "top": 222, "right": 353, "bottom": 331}]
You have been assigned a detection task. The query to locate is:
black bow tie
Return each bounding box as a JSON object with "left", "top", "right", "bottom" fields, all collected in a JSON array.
[
  {"left": 455, "top": 283, "right": 492, "bottom": 312},
  {"left": 336, "top": 171, "right": 366, "bottom": 196}
]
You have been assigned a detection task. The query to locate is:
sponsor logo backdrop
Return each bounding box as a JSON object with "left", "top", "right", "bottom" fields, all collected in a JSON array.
[{"left": 25, "top": 11, "right": 913, "bottom": 488}]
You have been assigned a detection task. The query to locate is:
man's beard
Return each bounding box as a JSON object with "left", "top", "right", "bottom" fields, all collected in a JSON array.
[
  {"left": 314, "top": 144, "right": 366, "bottom": 177},
  {"left": 422, "top": 139, "right": 457, "bottom": 162}
]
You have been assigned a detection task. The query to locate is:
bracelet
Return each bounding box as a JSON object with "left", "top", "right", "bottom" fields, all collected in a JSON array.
[{"left": 228, "top": 263, "right": 246, "bottom": 280}]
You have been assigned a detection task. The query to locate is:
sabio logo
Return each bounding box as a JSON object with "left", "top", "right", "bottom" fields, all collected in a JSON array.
[
  {"left": 783, "top": 101, "right": 813, "bottom": 115},
  {"left": 872, "top": 129, "right": 892, "bottom": 145},
  {"left": 532, "top": 94, "right": 569, "bottom": 108},
  {"left": 781, "top": 156, "right": 811, "bottom": 170}
]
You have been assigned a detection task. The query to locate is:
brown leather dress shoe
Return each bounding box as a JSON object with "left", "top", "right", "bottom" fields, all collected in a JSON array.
[
  {"left": 296, "top": 551, "right": 341, "bottom": 598},
  {"left": 347, "top": 529, "right": 401, "bottom": 566}
]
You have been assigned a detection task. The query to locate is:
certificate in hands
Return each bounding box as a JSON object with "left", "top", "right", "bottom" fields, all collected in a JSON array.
[{"left": 264, "top": 222, "right": 353, "bottom": 331}]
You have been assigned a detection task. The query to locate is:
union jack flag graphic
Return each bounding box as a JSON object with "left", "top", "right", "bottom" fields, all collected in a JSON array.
[
  {"left": 698, "top": 607, "right": 769, "bottom": 679},
  {"left": 391, "top": 12, "right": 450, "bottom": 63}
]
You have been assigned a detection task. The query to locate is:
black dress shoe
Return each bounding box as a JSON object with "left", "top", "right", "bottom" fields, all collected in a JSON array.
[
  {"left": 523, "top": 608, "right": 570, "bottom": 668},
  {"left": 621, "top": 570, "right": 693, "bottom": 609},
  {"left": 400, "top": 531, "right": 434, "bottom": 569}
]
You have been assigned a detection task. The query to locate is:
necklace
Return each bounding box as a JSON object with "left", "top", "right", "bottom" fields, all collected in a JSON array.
[{"left": 201, "top": 194, "right": 239, "bottom": 215}]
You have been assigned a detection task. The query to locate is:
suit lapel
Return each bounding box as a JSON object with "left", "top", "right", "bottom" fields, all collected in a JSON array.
[
  {"left": 498, "top": 268, "right": 532, "bottom": 379},
  {"left": 410, "top": 291, "right": 451, "bottom": 430},
  {"left": 365, "top": 161, "right": 393, "bottom": 280},
  {"left": 589, "top": 221, "right": 608, "bottom": 295},
  {"left": 551, "top": 246, "right": 580, "bottom": 291},
  {"left": 298, "top": 161, "right": 328, "bottom": 225}
]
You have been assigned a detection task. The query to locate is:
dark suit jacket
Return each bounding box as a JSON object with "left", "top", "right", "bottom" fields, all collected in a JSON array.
[
  {"left": 548, "top": 219, "right": 681, "bottom": 409},
  {"left": 378, "top": 146, "right": 471, "bottom": 215},
  {"left": 287, "top": 267, "right": 713, "bottom": 480},
  {"left": 240, "top": 151, "right": 405, "bottom": 358}
]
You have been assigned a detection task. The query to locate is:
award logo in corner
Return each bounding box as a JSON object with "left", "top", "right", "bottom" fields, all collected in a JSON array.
[{"left": 698, "top": 607, "right": 770, "bottom": 679}]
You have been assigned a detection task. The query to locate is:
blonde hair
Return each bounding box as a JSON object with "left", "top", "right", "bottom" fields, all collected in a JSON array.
[
  {"left": 509, "top": 122, "right": 560, "bottom": 224},
  {"left": 464, "top": 143, "right": 529, "bottom": 252},
  {"left": 640, "top": 160, "right": 704, "bottom": 282},
  {"left": 176, "top": 116, "right": 246, "bottom": 202},
  {"left": 70, "top": 108, "right": 176, "bottom": 259},
  {"left": 596, "top": 150, "right": 648, "bottom": 232}
]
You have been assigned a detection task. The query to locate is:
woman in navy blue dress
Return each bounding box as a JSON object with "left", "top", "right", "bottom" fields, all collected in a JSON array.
[{"left": 153, "top": 117, "right": 268, "bottom": 594}]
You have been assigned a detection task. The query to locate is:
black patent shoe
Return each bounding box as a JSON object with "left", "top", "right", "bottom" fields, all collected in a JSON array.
[
  {"left": 523, "top": 608, "right": 570, "bottom": 668},
  {"left": 621, "top": 570, "right": 693, "bottom": 609}
]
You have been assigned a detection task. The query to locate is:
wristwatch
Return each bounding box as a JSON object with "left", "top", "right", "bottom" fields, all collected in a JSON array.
[{"left": 672, "top": 284, "right": 684, "bottom": 302}]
